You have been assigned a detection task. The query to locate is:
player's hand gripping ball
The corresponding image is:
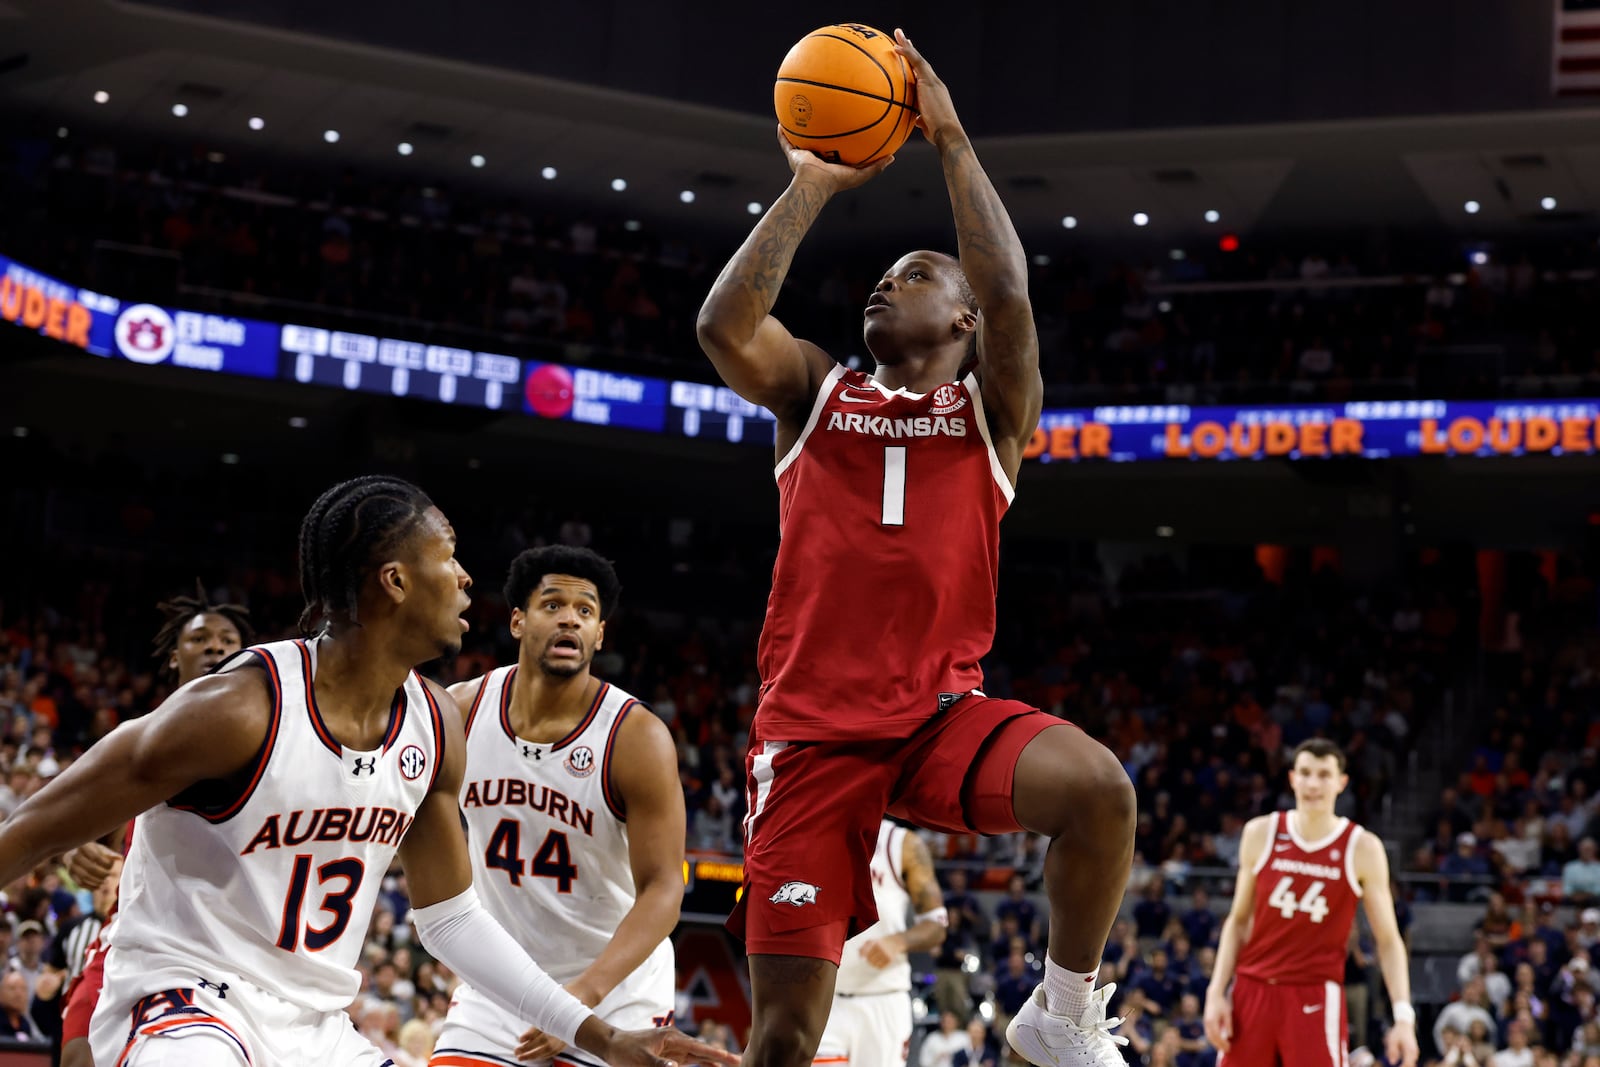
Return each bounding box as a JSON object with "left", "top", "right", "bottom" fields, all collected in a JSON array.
[{"left": 775, "top": 23, "right": 918, "bottom": 166}]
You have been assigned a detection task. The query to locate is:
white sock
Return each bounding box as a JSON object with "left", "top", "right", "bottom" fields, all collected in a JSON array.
[{"left": 1043, "top": 958, "right": 1099, "bottom": 1020}]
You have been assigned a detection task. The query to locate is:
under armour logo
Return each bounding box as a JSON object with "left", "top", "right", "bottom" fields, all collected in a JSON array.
[
  {"left": 523, "top": 745, "right": 541, "bottom": 760},
  {"left": 351, "top": 757, "right": 376, "bottom": 776},
  {"left": 196, "top": 978, "right": 229, "bottom": 999}
]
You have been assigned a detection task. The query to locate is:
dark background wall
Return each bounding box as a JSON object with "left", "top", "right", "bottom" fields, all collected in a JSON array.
[{"left": 128, "top": 0, "right": 1559, "bottom": 133}]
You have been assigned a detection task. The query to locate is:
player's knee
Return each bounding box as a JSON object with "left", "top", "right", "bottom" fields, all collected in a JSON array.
[
  {"left": 748, "top": 1011, "right": 824, "bottom": 1067},
  {"left": 1051, "top": 740, "right": 1135, "bottom": 842}
]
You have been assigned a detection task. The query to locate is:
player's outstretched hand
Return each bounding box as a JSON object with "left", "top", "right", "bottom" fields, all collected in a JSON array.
[
  {"left": 604, "top": 1026, "right": 742, "bottom": 1067},
  {"left": 891, "top": 29, "right": 961, "bottom": 145},
  {"left": 65, "top": 841, "right": 121, "bottom": 889},
  {"left": 1201, "top": 994, "right": 1231, "bottom": 1053},
  {"left": 777, "top": 127, "right": 893, "bottom": 193},
  {"left": 1385, "top": 1019, "right": 1420, "bottom": 1067}
]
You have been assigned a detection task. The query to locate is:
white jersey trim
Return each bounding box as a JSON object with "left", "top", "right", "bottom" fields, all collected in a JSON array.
[
  {"left": 963, "top": 372, "right": 1016, "bottom": 506},
  {"left": 1250, "top": 812, "right": 1276, "bottom": 876},
  {"left": 1286, "top": 811, "right": 1349, "bottom": 854},
  {"left": 1344, "top": 825, "right": 1365, "bottom": 897},
  {"left": 774, "top": 364, "right": 847, "bottom": 479}
]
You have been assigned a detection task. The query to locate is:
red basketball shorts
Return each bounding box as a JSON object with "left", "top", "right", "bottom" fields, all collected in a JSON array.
[
  {"left": 727, "top": 694, "right": 1071, "bottom": 962},
  {"left": 1219, "top": 974, "right": 1349, "bottom": 1067},
  {"left": 61, "top": 935, "right": 109, "bottom": 1045}
]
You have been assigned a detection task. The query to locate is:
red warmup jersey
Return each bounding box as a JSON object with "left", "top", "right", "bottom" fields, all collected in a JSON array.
[
  {"left": 1237, "top": 811, "right": 1366, "bottom": 985},
  {"left": 756, "top": 365, "right": 1014, "bottom": 740}
]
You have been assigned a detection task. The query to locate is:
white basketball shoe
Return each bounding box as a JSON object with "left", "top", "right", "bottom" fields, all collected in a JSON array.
[{"left": 1005, "top": 983, "right": 1129, "bottom": 1067}]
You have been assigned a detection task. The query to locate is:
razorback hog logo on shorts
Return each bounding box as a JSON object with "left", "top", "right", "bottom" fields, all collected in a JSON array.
[{"left": 770, "top": 881, "right": 820, "bottom": 907}]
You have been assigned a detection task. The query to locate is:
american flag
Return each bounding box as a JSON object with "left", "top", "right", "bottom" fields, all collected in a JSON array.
[{"left": 1554, "top": 0, "right": 1600, "bottom": 94}]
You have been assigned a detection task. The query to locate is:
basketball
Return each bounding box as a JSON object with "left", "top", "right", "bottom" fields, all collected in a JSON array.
[{"left": 774, "top": 23, "right": 918, "bottom": 167}]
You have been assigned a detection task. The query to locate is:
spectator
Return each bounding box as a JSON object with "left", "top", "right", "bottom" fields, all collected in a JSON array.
[
  {"left": 1566, "top": 838, "right": 1600, "bottom": 904},
  {"left": 9, "top": 921, "right": 45, "bottom": 998},
  {"left": 1180, "top": 887, "right": 1217, "bottom": 948},
  {"left": 942, "top": 868, "right": 987, "bottom": 931},
  {"left": 1490, "top": 1018, "right": 1536, "bottom": 1067},
  {"left": 1442, "top": 833, "right": 1492, "bottom": 902},
  {"left": 394, "top": 1018, "right": 434, "bottom": 1067},
  {"left": 1134, "top": 879, "right": 1172, "bottom": 943},
  {"left": 1434, "top": 977, "right": 1499, "bottom": 1058},
  {"left": 993, "top": 950, "right": 1040, "bottom": 1034},
  {"left": 0, "top": 971, "right": 42, "bottom": 1043},
  {"left": 994, "top": 873, "right": 1041, "bottom": 944},
  {"left": 919, "top": 1011, "right": 968, "bottom": 1067},
  {"left": 951, "top": 1018, "right": 997, "bottom": 1067}
]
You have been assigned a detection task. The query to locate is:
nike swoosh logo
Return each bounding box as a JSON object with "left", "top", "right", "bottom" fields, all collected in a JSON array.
[
  {"left": 1274, "top": 845, "right": 1292, "bottom": 852},
  {"left": 839, "top": 393, "right": 878, "bottom": 404},
  {"left": 1303, "top": 1005, "right": 1322, "bottom": 1014}
]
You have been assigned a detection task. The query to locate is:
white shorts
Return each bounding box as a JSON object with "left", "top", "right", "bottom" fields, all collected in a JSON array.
[
  {"left": 432, "top": 945, "right": 674, "bottom": 1067},
  {"left": 814, "top": 991, "right": 913, "bottom": 1067},
  {"left": 90, "top": 947, "right": 391, "bottom": 1067}
]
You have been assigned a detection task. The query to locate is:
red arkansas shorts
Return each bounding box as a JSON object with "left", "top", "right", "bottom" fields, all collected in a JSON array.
[
  {"left": 1219, "top": 974, "right": 1349, "bottom": 1067},
  {"left": 60, "top": 935, "right": 109, "bottom": 1045},
  {"left": 727, "top": 694, "right": 1070, "bottom": 962}
]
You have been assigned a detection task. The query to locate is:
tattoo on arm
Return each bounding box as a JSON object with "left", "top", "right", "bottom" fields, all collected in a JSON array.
[
  {"left": 905, "top": 836, "right": 943, "bottom": 914},
  {"left": 704, "top": 178, "right": 830, "bottom": 339}
]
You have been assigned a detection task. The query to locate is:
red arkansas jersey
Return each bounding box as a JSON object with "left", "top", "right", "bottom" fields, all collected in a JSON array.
[
  {"left": 756, "top": 364, "right": 1015, "bottom": 740},
  {"left": 1237, "top": 811, "right": 1366, "bottom": 985}
]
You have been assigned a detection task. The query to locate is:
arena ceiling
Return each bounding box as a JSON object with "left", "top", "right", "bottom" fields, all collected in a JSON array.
[{"left": 4, "top": 0, "right": 1600, "bottom": 254}]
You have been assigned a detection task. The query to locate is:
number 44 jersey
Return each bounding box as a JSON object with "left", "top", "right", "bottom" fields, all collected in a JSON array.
[
  {"left": 1237, "top": 811, "right": 1366, "bottom": 986},
  {"left": 457, "top": 666, "right": 673, "bottom": 991},
  {"left": 756, "top": 365, "right": 1016, "bottom": 742}
]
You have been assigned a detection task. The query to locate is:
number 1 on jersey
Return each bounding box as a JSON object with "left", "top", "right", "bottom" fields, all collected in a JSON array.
[{"left": 882, "top": 446, "right": 906, "bottom": 526}]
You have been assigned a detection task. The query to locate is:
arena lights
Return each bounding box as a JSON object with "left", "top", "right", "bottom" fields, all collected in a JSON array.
[
  {"left": 1133, "top": 212, "right": 1150, "bottom": 227},
  {"left": 1471, "top": 251, "right": 1489, "bottom": 266},
  {"left": 624, "top": 220, "right": 642, "bottom": 231},
  {"left": 171, "top": 103, "right": 188, "bottom": 117},
  {"left": 747, "top": 202, "right": 764, "bottom": 215},
  {"left": 1541, "top": 196, "right": 1558, "bottom": 211},
  {"left": 1156, "top": 525, "right": 1175, "bottom": 538},
  {"left": 93, "top": 90, "right": 109, "bottom": 104},
  {"left": 287, "top": 416, "right": 308, "bottom": 429},
  {"left": 1169, "top": 248, "right": 1186, "bottom": 261},
  {"left": 1158, "top": 300, "right": 1172, "bottom": 313},
  {"left": 248, "top": 116, "right": 265, "bottom": 131},
  {"left": 56, "top": 127, "right": 67, "bottom": 139},
  {"left": 220, "top": 452, "right": 240, "bottom": 465},
  {"left": 397, "top": 142, "right": 413, "bottom": 156},
  {"left": 611, "top": 178, "right": 627, "bottom": 191},
  {"left": 11, "top": 427, "right": 27, "bottom": 438},
  {"left": 323, "top": 129, "right": 340, "bottom": 144},
  {"left": 1464, "top": 200, "right": 1481, "bottom": 214},
  {"left": 679, "top": 190, "right": 696, "bottom": 204},
  {"left": 1061, "top": 215, "right": 1078, "bottom": 229},
  {"left": 470, "top": 154, "right": 486, "bottom": 168},
  {"left": 1031, "top": 253, "right": 1051, "bottom": 266},
  {"left": 541, "top": 166, "right": 557, "bottom": 180},
  {"left": 1204, "top": 209, "right": 1221, "bottom": 223}
]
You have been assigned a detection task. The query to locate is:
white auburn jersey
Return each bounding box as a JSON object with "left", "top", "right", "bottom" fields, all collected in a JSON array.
[
  {"left": 458, "top": 666, "right": 673, "bottom": 989},
  {"left": 835, "top": 820, "right": 912, "bottom": 996},
  {"left": 106, "top": 638, "right": 444, "bottom": 1014}
]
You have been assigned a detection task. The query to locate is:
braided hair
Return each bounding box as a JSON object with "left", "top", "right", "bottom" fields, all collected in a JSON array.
[
  {"left": 297, "top": 476, "right": 435, "bottom": 634},
  {"left": 151, "top": 579, "right": 254, "bottom": 681}
]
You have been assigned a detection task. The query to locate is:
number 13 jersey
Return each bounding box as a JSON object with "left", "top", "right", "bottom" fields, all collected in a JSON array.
[
  {"left": 757, "top": 365, "right": 1015, "bottom": 742},
  {"left": 107, "top": 638, "right": 445, "bottom": 1013},
  {"left": 1237, "top": 811, "right": 1365, "bottom": 986},
  {"left": 457, "top": 666, "right": 671, "bottom": 989}
]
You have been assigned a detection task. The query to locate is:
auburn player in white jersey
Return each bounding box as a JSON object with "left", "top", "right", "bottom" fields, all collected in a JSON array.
[
  {"left": 434, "top": 546, "right": 684, "bottom": 1067},
  {"left": 813, "top": 821, "right": 946, "bottom": 1067},
  {"left": 0, "top": 477, "right": 733, "bottom": 1067},
  {"left": 1204, "top": 739, "right": 1418, "bottom": 1067}
]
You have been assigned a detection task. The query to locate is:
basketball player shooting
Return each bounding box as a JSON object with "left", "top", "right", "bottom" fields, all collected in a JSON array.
[
  {"left": 1203, "top": 739, "right": 1419, "bottom": 1067},
  {"left": 434, "top": 546, "right": 686, "bottom": 1067},
  {"left": 0, "top": 477, "right": 735, "bottom": 1067},
  {"left": 696, "top": 28, "right": 1136, "bottom": 1067}
]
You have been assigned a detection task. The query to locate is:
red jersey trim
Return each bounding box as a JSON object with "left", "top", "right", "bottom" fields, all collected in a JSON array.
[
  {"left": 962, "top": 372, "right": 1017, "bottom": 506},
  {"left": 1345, "top": 825, "right": 1366, "bottom": 897},
  {"left": 1250, "top": 812, "right": 1276, "bottom": 875},
  {"left": 774, "top": 363, "right": 846, "bottom": 478}
]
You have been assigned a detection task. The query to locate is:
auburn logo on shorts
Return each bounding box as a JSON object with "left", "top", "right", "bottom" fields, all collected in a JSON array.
[{"left": 770, "top": 881, "right": 820, "bottom": 907}]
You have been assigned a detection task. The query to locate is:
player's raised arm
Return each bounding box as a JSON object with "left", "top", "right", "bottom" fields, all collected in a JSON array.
[
  {"left": 1356, "top": 832, "right": 1419, "bottom": 1067},
  {"left": 397, "top": 681, "right": 736, "bottom": 1067},
  {"left": 893, "top": 29, "right": 1042, "bottom": 466},
  {"left": 0, "top": 669, "right": 271, "bottom": 886},
  {"left": 696, "top": 131, "right": 889, "bottom": 422},
  {"left": 1202, "top": 815, "right": 1272, "bottom": 1052}
]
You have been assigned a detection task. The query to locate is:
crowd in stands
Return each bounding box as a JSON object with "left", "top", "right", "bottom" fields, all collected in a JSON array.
[{"left": 7, "top": 129, "right": 1600, "bottom": 407}]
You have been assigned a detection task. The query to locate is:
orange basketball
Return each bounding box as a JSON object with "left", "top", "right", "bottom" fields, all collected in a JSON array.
[{"left": 774, "top": 23, "right": 918, "bottom": 167}]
